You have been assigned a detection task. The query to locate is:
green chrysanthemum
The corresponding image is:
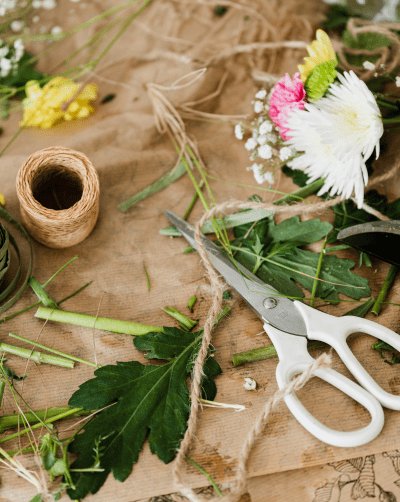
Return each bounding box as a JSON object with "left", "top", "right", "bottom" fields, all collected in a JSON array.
[{"left": 305, "top": 60, "right": 337, "bottom": 101}]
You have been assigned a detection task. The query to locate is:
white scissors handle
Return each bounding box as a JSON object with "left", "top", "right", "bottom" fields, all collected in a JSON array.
[
  {"left": 264, "top": 323, "right": 384, "bottom": 447},
  {"left": 295, "top": 301, "right": 400, "bottom": 410}
]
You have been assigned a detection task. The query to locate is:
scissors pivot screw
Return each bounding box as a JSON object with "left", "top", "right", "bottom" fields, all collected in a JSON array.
[{"left": 263, "top": 297, "right": 278, "bottom": 309}]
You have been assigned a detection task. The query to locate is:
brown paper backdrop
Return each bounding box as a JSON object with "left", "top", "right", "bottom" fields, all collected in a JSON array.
[{"left": 1, "top": 1, "right": 400, "bottom": 501}]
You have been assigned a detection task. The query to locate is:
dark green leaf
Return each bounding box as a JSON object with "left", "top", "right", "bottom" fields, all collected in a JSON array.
[
  {"left": 29, "top": 495, "right": 43, "bottom": 502},
  {"left": 321, "top": 4, "right": 357, "bottom": 29},
  {"left": 67, "top": 327, "right": 221, "bottom": 499},
  {"left": 281, "top": 165, "right": 309, "bottom": 187},
  {"left": 341, "top": 28, "right": 393, "bottom": 66},
  {"left": 372, "top": 340, "right": 400, "bottom": 364},
  {"left": 42, "top": 450, "right": 56, "bottom": 471},
  {"left": 343, "top": 297, "right": 375, "bottom": 317},
  {"left": 101, "top": 93, "right": 116, "bottom": 104},
  {"left": 0, "top": 53, "right": 46, "bottom": 99},
  {"left": 267, "top": 216, "right": 332, "bottom": 246},
  {"left": 222, "top": 291, "right": 232, "bottom": 300},
  {"left": 265, "top": 241, "right": 304, "bottom": 259},
  {"left": 1, "top": 362, "right": 27, "bottom": 382}
]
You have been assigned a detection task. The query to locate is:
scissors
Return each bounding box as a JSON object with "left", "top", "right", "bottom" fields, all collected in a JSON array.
[{"left": 165, "top": 210, "right": 400, "bottom": 448}]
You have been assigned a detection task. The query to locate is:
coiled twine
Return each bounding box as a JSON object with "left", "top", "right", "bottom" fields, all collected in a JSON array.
[{"left": 16, "top": 147, "right": 100, "bottom": 248}]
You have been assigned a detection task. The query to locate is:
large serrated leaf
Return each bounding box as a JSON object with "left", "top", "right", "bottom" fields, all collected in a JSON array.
[
  {"left": 66, "top": 327, "right": 221, "bottom": 499},
  {"left": 267, "top": 216, "right": 332, "bottom": 245}
]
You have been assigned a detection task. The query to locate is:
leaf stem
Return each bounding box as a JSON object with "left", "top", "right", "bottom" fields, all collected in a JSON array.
[
  {"left": 371, "top": 265, "right": 398, "bottom": 316},
  {"left": 0, "top": 407, "right": 89, "bottom": 433},
  {"left": 143, "top": 262, "right": 150, "bottom": 292},
  {"left": 8, "top": 333, "right": 98, "bottom": 368},
  {"left": 35, "top": 307, "right": 164, "bottom": 336},
  {"left": 182, "top": 183, "right": 204, "bottom": 220},
  {"left": 0, "top": 380, "right": 4, "bottom": 407},
  {"left": 310, "top": 237, "right": 327, "bottom": 308},
  {"left": 185, "top": 456, "right": 223, "bottom": 497},
  {"left": 273, "top": 178, "right": 325, "bottom": 205},
  {"left": 0, "top": 342, "right": 74, "bottom": 368}
]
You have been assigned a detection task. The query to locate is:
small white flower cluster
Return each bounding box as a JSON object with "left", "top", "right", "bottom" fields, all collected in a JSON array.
[
  {"left": 243, "top": 377, "right": 257, "bottom": 391},
  {"left": 0, "top": 38, "right": 24, "bottom": 77},
  {"left": 235, "top": 88, "right": 296, "bottom": 186},
  {"left": 32, "top": 0, "right": 57, "bottom": 9}
]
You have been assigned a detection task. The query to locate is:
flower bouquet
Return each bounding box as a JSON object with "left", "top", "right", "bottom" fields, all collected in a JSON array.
[{"left": 237, "top": 28, "right": 400, "bottom": 208}]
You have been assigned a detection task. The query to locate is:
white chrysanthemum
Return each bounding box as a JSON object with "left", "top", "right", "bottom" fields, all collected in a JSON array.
[
  {"left": 309, "top": 71, "right": 383, "bottom": 162},
  {"left": 286, "top": 119, "right": 367, "bottom": 207},
  {"left": 285, "top": 71, "right": 383, "bottom": 208}
]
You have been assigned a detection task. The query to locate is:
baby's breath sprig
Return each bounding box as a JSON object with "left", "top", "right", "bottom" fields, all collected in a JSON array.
[{"left": 235, "top": 87, "right": 296, "bottom": 187}]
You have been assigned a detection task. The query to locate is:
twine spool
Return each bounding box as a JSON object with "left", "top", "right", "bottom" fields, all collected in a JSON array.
[{"left": 16, "top": 147, "right": 100, "bottom": 249}]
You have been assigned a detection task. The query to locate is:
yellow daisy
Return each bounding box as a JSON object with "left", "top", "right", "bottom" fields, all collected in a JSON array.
[{"left": 298, "top": 29, "right": 337, "bottom": 83}]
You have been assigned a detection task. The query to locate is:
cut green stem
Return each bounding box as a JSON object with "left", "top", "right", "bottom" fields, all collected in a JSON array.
[
  {"left": 183, "top": 182, "right": 204, "bottom": 220},
  {"left": 9, "top": 333, "right": 98, "bottom": 368},
  {"left": 35, "top": 307, "right": 164, "bottom": 336},
  {"left": 29, "top": 277, "right": 59, "bottom": 310},
  {"left": 310, "top": 237, "right": 327, "bottom": 308},
  {"left": 371, "top": 265, "right": 399, "bottom": 316},
  {"left": 273, "top": 178, "right": 325, "bottom": 205},
  {"left": 186, "top": 456, "right": 223, "bottom": 497},
  {"left": 162, "top": 307, "right": 198, "bottom": 331},
  {"left": 0, "top": 281, "right": 91, "bottom": 324},
  {"left": 0, "top": 342, "right": 74, "bottom": 368},
  {"left": 0, "top": 407, "right": 88, "bottom": 433},
  {"left": 0, "top": 380, "right": 4, "bottom": 407},
  {"left": 0, "top": 407, "right": 89, "bottom": 444},
  {"left": 188, "top": 296, "right": 197, "bottom": 311},
  {"left": 232, "top": 341, "right": 328, "bottom": 366}
]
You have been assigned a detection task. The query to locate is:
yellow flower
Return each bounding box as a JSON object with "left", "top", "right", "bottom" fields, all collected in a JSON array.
[
  {"left": 0, "top": 193, "right": 5, "bottom": 205},
  {"left": 298, "top": 29, "right": 337, "bottom": 83},
  {"left": 21, "top": 77, "right": 98, "bottom": 129}
]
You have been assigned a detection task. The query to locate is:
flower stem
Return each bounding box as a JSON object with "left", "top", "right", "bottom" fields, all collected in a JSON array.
[
  {"left": 0, "top": 281, "right": 91, "bottom": 324},
  {"left": 0, "top": 342, "right": 74, "bottom": 368},
  {"left": 232, "top": 341, "right": 328, "bottom": 366},
  {"left": 377, "top": 99, "right": 399, "bottom": 111},
  {"left": 382, "top": 116, "right": 400, "bottom": 124},
  {"left": 324, "top": 244, "right": 351, "bottom": 254},
  {"left": 0, "top": 407, "right": 89, "bottom": 433},
  {"left": 186, "top": 456, "right": 223, "bottom": 497},
  {"left": 371, "top": 265, "right": 398, "bottom": 316},
  {"left": 273, "top": 178, "right": 325, "bottom": 205},
  {"left": 35, "top": 307, "right": 163, "bottom": 336},
  {"left": 183, "top": 183, "right": 204, "bottom": 220},
  {"left": 8, "top": 333, "right": 98, "bottom": 368},
  {"left": 310, "top": 237, "right": 327, "bottom": 308},
  {"left": 0, "top": 408, "right": 89, "bottom": 444},
  {"left": 0, "top": 380, "right": 4, "bottom": 407}
]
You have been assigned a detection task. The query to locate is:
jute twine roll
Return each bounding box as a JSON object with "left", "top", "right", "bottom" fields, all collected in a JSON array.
[{"left": 16, "top": 147, "right": 100, "bottom": 249}]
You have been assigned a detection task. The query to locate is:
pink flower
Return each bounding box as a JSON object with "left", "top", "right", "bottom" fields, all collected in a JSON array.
[{"left": 269, "top": 73, "right": 306, "bottom": 140}]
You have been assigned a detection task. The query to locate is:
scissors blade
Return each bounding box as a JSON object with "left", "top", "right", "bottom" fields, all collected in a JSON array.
[{"left": 164, "top": 210, "right": 307, "bottom": 337}]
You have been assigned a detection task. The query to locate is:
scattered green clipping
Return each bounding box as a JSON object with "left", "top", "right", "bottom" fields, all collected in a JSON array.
[
  {"left": 119, "top": 162, "right": 187, "bottom": 212},
  {"left": 162, "top": 307, "right": 198, "bottom": 331},
  {"left": 101, "top": 93, "right": 116, "bottom": 104},
  {"left": 371, "top": 265, "right": 398, "bottom": 316},
  {"left": 215, "top": 5, "right": 227, "bottom": 16},
  {"left": 305, "top": 60, "right": 337, "bottom": 101},
  {"left": 343, "top": 297, "right": 375, "bottom": 317},
  {"left": 188, "top": 296, "right": 197, "bottom": 310},
  {"left": 29, "top": 277, "right": 59, "bottom": 310},
  {"left": 183, "top": 246, "right": 195, "bottom": 254},
  {"left": 222, "top": 291, "right": 232, "bottom": 300},
  {"left": 143, "top": 262, "right": 150, "bottom": 291},
  {"left": 372, "top": 341, "right": 400, "bottom": 365}
]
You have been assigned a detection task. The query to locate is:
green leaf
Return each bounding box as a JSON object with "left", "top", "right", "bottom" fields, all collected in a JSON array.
[
  {"left": 265, "top": 241, "right": 304, "bottom": 259},
  {"left": 321, "top": 4, "right": 356, "bottom": 29},
  {"left": 29, "top": 277, "right": 59, "bottom": 310},
  {"left": 222, "top": 291, "right": 232, "bottom": 300},
  {"left": 305, "top": 60, "right": 337, "bottom": 101},
  {"left": 372, "top": 340, "right": 400, "bottom": 364},
  {"left": 0, "top": 53, "right": 46, "bottom": 99},
  {"left": 232, "top": 246, "right": 305, "bottom": 299},
  {"left": 281, "top": 165, "right": 309, "bottom": 188},
  {"left": 266, "top": 216, "right": 333, "bottom": 246},
  {"left": 341, "top": 28, "right": 393, "bottom": 66},
  {"left": 268, "top": 248, "right": 371, "bottom": 301},
  {"left": 28, "top": 495, "right": 43, "bottom": 502},
  {"left": 66, "top": 327, "right": 221, "bottom": 499},
  {"left": 0, "top": 362, "right": 27, "bottom": 382},
  {"left": 343, "top": 297, "right": 375, "bottom": 317}
]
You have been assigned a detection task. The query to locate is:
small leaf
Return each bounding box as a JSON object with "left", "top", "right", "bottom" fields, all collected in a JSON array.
[
  {"left": 222, "top": 291, "right": 232, "bottom": 300},
  {"left": 305, "top": 60, "right": 337, "bottom": 101},
  {"left": 267, "top": 216, "right": 333, "bottom": 245},
  {"left": 343, "top": 297, "right": 374, "bottom": 318}
]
